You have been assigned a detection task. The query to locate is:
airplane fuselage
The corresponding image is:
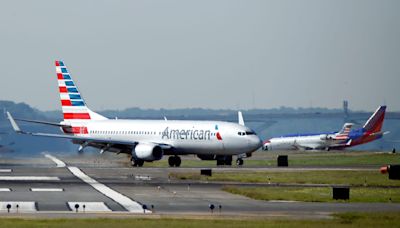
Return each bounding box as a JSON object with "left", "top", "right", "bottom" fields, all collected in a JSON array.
[
  {"left": 64, "top": 119, "right": 262, "bottom": 156},
  {"left": 264, "top": 133, "right": 336, "bottom": 151}
]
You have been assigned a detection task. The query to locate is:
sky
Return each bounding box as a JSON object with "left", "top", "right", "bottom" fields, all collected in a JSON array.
[{"left": 0, "top": 0, "right": 399, "bottom": 111}]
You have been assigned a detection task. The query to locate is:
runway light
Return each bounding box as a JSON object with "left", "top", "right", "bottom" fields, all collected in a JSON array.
[
  {"left": 6, "top": 204, "right": 11, "bottom": 213},
  {"left": 16, "top": 204, "right": 19, "bottom": 213},
  {"left": 74, "top": 204, "right": 79, "bottom": 213},
  {"left": 142, "top": 204, "right": 147, "bottom": 214}
]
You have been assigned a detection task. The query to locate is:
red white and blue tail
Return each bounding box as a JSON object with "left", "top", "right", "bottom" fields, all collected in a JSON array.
[
  {"left": 55, "top": 60, "right": 107, "bottom": 123},
  {"left": 334, "top": 123, "right": 353, "bottom": 140}
]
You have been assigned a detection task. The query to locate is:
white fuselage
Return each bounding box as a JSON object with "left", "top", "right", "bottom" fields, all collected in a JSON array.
[
  {"left": 67, "top": 119, "right": 262, "bottom": 155},
  {"left": 264, "top": 134, "right": 332, "bottom": 151}
]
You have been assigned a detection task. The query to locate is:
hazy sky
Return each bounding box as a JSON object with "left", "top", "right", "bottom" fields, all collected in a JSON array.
[{"left": 0, "top": 0, "right": 399, "bottom": 111}]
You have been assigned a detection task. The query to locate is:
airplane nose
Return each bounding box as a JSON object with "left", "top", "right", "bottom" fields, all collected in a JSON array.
[{"left": 252, "top": 136, "right": 263, "bottom": 150}]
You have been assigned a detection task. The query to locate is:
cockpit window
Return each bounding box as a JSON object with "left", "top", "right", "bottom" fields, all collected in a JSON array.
[
  {"left": 238, "top": 131, "right": 247, "bottom": 136},
  {"left": 245, "top": 131, "right": 256, "bottom": 135}
]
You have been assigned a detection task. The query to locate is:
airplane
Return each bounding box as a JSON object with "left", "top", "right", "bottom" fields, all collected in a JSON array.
[
  {"left": 263, "top": 106, "right": 388, "bottom": 151},
  {"left": 7, "top": 61, "right": 262, "bottom": 167}
]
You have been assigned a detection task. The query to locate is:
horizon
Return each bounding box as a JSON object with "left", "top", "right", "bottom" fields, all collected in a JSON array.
[{"left": 0, "top": 99, "right": 388, "bottom": 114}]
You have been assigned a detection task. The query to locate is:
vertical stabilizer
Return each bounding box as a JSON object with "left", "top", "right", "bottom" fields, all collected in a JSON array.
[
  {"left": 55, "top": 60, "right": 108, "bottom": 123},
  {"left": 363, "top": 106, "right": 386, "bottom": 133},
  {"left": 335, "top": 123, "right": 353, "bottom": 140},
  {"left": 238, "top": 111, "right": 245, "bottom": 126}
]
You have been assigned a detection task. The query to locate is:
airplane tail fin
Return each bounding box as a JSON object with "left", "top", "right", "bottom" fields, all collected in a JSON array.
[
  {"left": 55, "top": 60, "right": 107, "bottom": 123},
  {"left": 238, "top": 111, "right": 245, "bottom": 126},
  {"left": 363, "top": 106, "right": 386, "bottom": 133},
  {"left": 335, "top": 123, "right": 353, "bottom": 140}
]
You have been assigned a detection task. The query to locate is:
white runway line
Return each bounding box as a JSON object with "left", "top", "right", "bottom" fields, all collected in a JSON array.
[
  {"left": 44, "top": 154, "right": 66, "bottom": 167},
  {"left": 67, "top": 202, "right": 112, "bottom": 212},
  {"left": 30, "top": 188, "right": 63, "bottom": 192},
  {"left": 0, "top": 188, "right": 11, "bottom": 192},
  {"left": 68, "top": 166, "right": 148, "bottom": 213},
  {"left": 0, "top": 176, "right": 60, "bottom": 181},
  {"left": 0, "top": 169, "right": 12, "bottom": 173},
  {"left": 0, "top": 201, "right": 37, "bottom": 212}
]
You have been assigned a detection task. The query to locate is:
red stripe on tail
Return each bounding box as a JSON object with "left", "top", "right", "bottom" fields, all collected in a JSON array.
[
  {"left": 61, "top": 100, "right": 72, "bottom": 106},
  {"left": 63, "top": 113, "right": 91, "bottom": 120}
]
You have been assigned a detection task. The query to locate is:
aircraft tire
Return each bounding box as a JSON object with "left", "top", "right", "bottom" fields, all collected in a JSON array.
[
  {"left": 225, "top": 156, "right": 232, "bottom": 166},
  {"left": 137, "top": 160, "right": 144, "bottom": 167},
  {"left": 236, "top": 158, "right": 244, "bottom": 166},
  {"left": 174, "top": 156, "right": 181, "bottom": 167},
  {"left": 168, "top": 156, "right": 175, "bottom": 167},
  {"left": 216, "top": 160, "right": 225, "bottom": 166},
  {"left": 132, "top": 158, "right": 144, "bottom": 167}
]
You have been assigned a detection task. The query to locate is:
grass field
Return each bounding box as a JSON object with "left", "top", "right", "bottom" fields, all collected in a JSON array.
[
  {"left": 169, "top": 170, "right": 400, "bottom": 187},
  {"left": 141, "top": 151, "right": 399, "bottom": 168},
  {"left": 0, "top": 212, "right": 399, "bottom": 228},
  {"left": 223, "top": 186, "right": 400, "bottom": 203}
]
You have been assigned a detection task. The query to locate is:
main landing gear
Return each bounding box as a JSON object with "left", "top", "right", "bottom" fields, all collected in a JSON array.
[
  {"left": 216, "top": 155, "right": 232, "bottom": 166},
  {"left": 216, "top": 155, "right": 244, "bottom": 166},
  {"left": 168, "top": 156, "right": 182, "bottom": 167},
  {"left": 131, "top": 158, "right": 144, "bottom": 167},
  {"left": 236, "top": 158, "right": 244, "bottom": 166}
]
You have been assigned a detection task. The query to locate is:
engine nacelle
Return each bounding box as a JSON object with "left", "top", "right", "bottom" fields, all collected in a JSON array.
[
  {"left": 132, "top": 143, "right": 163, "bottom": 161},
  {"left": 320, "top": 134, "right": 333, "bottom": 140}
]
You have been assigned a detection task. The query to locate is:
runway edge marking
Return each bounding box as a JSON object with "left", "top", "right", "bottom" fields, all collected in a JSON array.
[
  {"left": 0, "top": 169, "right": 12, "bottom": 173},
  {"left": 0, "top": 176, "right": 60, "bottom": 181},
  {"left": 67, "top": 166, "right": 149, "bottom": 213},
  {"left": 30, "top": 188, "right": 64, "bottom": 192},
  {"left": 44, "top": 154, "right": 66, "bottom": 167}
]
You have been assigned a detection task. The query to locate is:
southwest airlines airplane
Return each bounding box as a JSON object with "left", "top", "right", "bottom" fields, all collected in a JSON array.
[
  {"left": 263, "top": 106, "right": 388, "bottom": 151},
  {"left": 7, "top": 61, "right": 262, "bottom": 167}
]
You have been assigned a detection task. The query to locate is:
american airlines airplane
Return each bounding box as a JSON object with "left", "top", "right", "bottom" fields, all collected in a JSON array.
[
  {"left": 263, "top": 106, "right": 388, "bottom": 151},
  {"left": 7, "top": 61, "right": 262, "bottom": 167}
]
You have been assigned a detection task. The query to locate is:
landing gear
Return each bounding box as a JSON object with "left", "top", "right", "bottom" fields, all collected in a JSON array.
[
  {"left": 216, "top": 155, "right": 232, "bottom": 166},
  {"left": 168, "top": 156, "right": 181, "bottom": 167},
  {"left": 236, "top": 158, "right": 244, "bottom": 166},
  {"left": 131, "top": 158, "right": 144, "bottom": 167}
]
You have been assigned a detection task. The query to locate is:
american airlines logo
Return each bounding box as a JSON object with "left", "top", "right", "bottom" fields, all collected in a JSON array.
[{"left": 161, "top": 127, "right": 221, "bottom": 140}]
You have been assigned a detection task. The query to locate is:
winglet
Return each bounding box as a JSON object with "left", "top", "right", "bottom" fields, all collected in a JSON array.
[
  {"left": 6, "top": 112, "right": 22, "bottom": 133},
  {"left": 238, "top": 111, "right": 245, "bottom": 126}
]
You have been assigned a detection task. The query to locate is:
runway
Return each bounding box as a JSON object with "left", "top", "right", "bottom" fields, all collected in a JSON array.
[{"left": 0, "top": 154, "right": 399, "bottom": 218}]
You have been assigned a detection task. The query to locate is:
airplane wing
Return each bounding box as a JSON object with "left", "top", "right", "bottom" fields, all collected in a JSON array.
[
  {"left": 292, "top": 140, "right": 320, "bottom": 150},
  {"left": 12, "top": 118, "right": 68, "bottom": 127},
  {"left": 7, "top": 112, "right": 172, "bottom": 154}
]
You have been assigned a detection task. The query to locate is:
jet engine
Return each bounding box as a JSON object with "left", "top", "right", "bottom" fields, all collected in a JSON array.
[
  {"left": 132, "top": 143, "right": 163, "bottom": 161},
  {"left": 320, "top": 134, "right": 333, "bottom": 140}
]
